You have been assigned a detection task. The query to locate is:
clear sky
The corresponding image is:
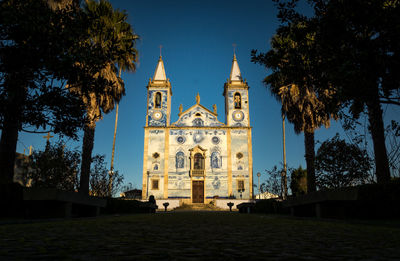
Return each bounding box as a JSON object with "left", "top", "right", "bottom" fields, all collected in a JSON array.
[{"left": 15, "top": 0, "right": 400, "bottom": 189}]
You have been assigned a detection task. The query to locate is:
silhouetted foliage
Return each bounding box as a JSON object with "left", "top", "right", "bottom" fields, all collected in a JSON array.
[
  {"left": 24, "top": 142, "right": 123, "bottom": 197},
  {"left": 0, "top": 0, "right": 123, "bottom": 184},
  {"left": 252, "top": 0, "right": 400, "bottom": 184},
  {"left": 26, "top": 142, "right": 80, "bottom": 191},
  {"left": 89, "top": 155, "right": 124, "bottom": 197},
  {"left": 315, "top": 134, "right": 372, "bottom": 189},
  {"left": 261, "top": 166, "right": 285, "bottom": 196},
  {"left": 251, "top": 1, "right": 339, "bottom": 193},
  {"left": 290, "top": 166, "right": 307, "bottom": 196},
  {"left": 72, "top": 0, "right": 139, "bottom": 195}
]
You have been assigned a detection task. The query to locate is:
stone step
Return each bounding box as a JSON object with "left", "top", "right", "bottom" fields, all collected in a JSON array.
[{"left": 173, "top": 203, "right": 226, "bottom": 212}]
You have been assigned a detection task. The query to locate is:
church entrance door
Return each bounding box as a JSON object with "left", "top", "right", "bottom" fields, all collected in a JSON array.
[{"left": 192, "top": 181, "right": 204, "bottom": 203}]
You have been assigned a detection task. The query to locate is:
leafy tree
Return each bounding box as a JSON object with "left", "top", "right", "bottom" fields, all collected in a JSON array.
[
  {"left": 386, "top": 120, "right": 400, "bottom": 177},
  {"left": 260, "top": 166, "right": 286, "bottom": 197},
  {"left": 261, "top": 0, "right": 400, "bottom": 183},
  {"left": 22, "top": 142, "right": 124, "bottom": 197},
  {"left": 0, "top": 0, "right": 116, "bottom": 184},
  {"left": 340, "top": 114, "right": 400, "bottom": 179},
  {"left": 290, "top": 166, "right": 307, "bottom": 196},
  {"left": 251, "top": 5, "right": 339, "bottom": 192},
  {"left": 315, "top": 134, "right": 372, "bottom": 189},
  {"left": 313, "top": 0, "right": 400, "bottom": 183},
  {"left": 26, "top": 142, "right": 80, "bottom": 191},
  {"left": 89, "top": 154, "right": 124, "bottom": 197},
  {"left": 69, "top": 0, "right": 138, "bottom": 195}
]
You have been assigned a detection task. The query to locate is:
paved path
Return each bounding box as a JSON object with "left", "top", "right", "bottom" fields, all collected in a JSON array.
[{"left": 1, "top": 212, "right": 399, "bottom": 260}]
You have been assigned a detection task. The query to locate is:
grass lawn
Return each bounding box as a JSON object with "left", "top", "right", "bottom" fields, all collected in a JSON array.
[{"left": 1, "top": 212, "right": 399, "bottom": 260}]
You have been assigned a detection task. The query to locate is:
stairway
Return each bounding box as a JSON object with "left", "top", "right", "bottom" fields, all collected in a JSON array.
[{"left": 173, "top": 203, "right": 226, "bottom": 212}]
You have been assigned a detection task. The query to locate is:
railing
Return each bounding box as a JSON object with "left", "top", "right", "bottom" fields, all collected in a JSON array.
[{"left": 191, "top": 169, "right": 204, "bottom": 177}]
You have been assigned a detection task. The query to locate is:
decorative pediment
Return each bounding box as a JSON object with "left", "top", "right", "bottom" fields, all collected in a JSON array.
[
  {"left": 189, "top": 145, "right": 207, "bottom": 154},
  {"left": 171, "top": 104, "right": 225, "bottom": 127}
]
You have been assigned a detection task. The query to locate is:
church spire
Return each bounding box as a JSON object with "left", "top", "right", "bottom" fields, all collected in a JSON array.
[
  {"left": 153, "top": 56, "right": 167, "bottom": 81},
  {"left": 229, "top": 54, "right": 242, "bottom": 82}
]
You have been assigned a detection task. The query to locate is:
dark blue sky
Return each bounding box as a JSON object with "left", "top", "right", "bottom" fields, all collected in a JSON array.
[{"left": 16, "top": 0, "right": 399, "bottom": 189}]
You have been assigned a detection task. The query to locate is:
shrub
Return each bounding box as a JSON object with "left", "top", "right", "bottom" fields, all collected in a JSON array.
[{"left": 254, "top": 199, "right": 289, "bottom": 215}]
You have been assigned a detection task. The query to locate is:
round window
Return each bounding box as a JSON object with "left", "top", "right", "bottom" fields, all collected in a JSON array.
[
  {"left": 212, "top": 136, "right": 220, "bottom": 145},
  {"left": 176, "top": 136, "right": 186, "bottom": 144}
]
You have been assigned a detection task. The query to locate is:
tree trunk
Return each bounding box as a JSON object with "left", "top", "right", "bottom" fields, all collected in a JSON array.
[
  {"left": 0, "top": 117, "right": 19, "bottom": 184},
  {"left": 0, "top": 77, "right": 25, "bottom": 185},
  {"left": 304, "top": 130, "right": 316, "bottom": 193},
  {"left": 366, "top": 95, "right": 391, "bottom": 183},
  {"left": 109, "top": 102, "right": 119, "bottom": 196},
  {"left": 79, "top": 119, "right": 96, "bottom": 195},
  {"left": 109, "top": 67, "right": 122, "bottom": 196},
  {"left": 281, "top": 114, "right": 288, "bottom": 199}
]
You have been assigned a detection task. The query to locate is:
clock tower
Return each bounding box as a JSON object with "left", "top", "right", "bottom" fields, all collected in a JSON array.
[
  {"left": 223, "top": 54, "right": 250, "bottom": 127},
  {"left": 146, "top": 56, "right": 172, "bottom": 127}
]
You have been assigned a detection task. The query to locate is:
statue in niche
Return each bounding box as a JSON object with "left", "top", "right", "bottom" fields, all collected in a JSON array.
[
  {"left": 153, "top": 164, "right": 158, "bottom": 170},
  {"left": 234, "top": 92, "right": 241, "bottom": 109},
  {"left": 175, "top": 151, "right": 184, "bottom": 168},
  {"left": 211, "top": 151, "right": 221, "bottom": 168},
  {"left": 155, "top": 92, "right": 162, "bottom": 108}
]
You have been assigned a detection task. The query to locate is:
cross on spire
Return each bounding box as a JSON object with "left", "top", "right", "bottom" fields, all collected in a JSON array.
[
  {"left": 159, "top": 45, "right": 163, "bottom": 57},
  {"left": 43, "top": 132, "right": 54, "bottom": 152},
  {"left": 43, "top": 132, "right": 54, "bottom": 142},
  {"left": 232, "top": 43, "right": 237, "bottom": 55}
]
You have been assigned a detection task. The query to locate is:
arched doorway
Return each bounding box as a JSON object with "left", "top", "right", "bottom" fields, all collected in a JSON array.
[{"left": 189, "top": 145, "right": 207, "bottom": 203}]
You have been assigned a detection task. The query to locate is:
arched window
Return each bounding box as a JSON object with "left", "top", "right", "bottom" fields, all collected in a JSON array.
[
  {"left": 234, "top": 92, "right": 241, "bottom": 109},
  {"left": 155, "top": 92, "right": 162, "bottom": 108},
  {"left": 211, "top": 151, "right": 221, "bottom": 168},
  {"left": 175, "top": 151, "right": 185, "bottom": 168},
  {"left": 194, "top": 153, "right": 204, "bottom": 170}
]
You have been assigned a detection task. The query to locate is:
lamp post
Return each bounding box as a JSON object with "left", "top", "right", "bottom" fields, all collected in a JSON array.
[{"left": 257, "top": 172, "right": 261, "bottom": 199}]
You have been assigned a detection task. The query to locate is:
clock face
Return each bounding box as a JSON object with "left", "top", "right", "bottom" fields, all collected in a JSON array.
[
  {"left": 152, "top": 111, "right": 162, "bottom": 120},
  {"left": 232, "top": 110, "right": 244, "bottom": 122}
]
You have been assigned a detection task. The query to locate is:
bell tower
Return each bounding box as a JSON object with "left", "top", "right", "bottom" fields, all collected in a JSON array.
[
  {"left": 146, "top": 56, "right": 172, "bottom": 127},
  {"left": 223, "top": 54, "right": 250, "bottom": 127}
]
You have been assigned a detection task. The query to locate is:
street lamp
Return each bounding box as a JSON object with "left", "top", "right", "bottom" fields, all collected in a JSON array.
[{"left": 257, "top": 172, "right": 261, "bottom": 199}]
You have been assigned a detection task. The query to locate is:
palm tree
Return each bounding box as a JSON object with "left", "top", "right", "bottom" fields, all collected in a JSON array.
[
  {"left": 278, "top": 84, "right": 336, "bottom": 193},
  {"left": 252, "top": 21, "right": 338, "bottom": 193},
  {"left": 109, "top": 23, "right": 138, "bottom": 196},
  {"left": 70, "top": 0, "right": 138, "bottom": 195}
]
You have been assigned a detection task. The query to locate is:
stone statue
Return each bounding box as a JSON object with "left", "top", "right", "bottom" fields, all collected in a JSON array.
[
  {"left": 196, "top": 93, "right": 200, "bottom": 104},
  {"left": 213, "top": 104, "right": 217, "bottom": 114},
  {"left": 179, "top": 104, "right": 183, "bottom": 115}
]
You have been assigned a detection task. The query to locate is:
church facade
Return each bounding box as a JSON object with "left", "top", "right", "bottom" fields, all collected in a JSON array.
[{"left": 142, "top": 54, "right": 253, "bottom": 203}]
